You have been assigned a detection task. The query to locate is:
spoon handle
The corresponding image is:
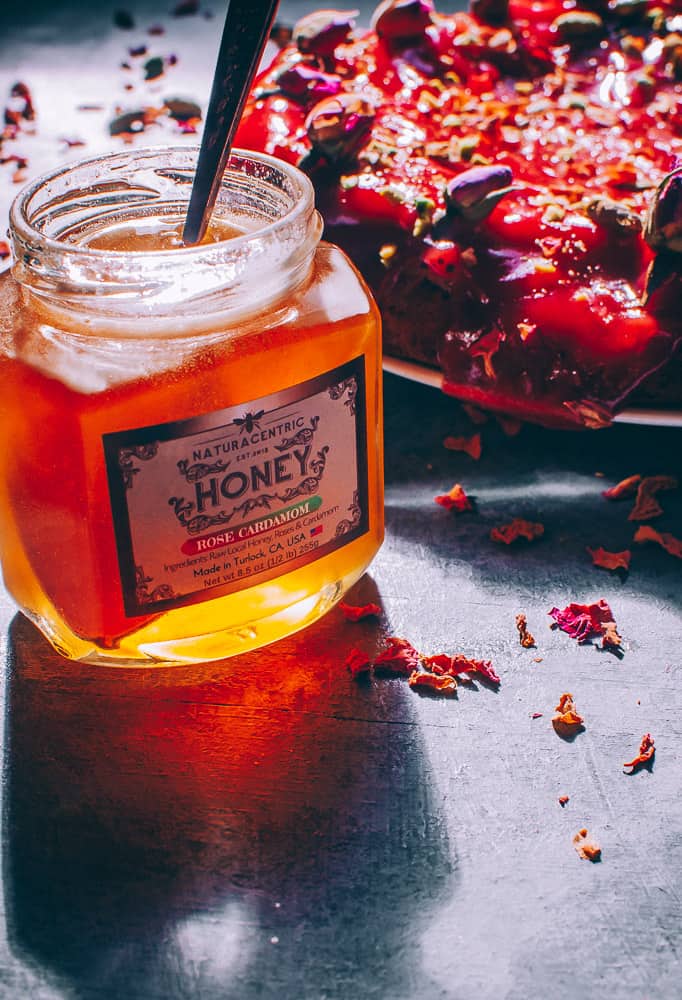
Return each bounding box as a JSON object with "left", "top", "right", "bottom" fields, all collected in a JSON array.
[{"left": 183, "top": 0, "right": 280, "bottom": 245}]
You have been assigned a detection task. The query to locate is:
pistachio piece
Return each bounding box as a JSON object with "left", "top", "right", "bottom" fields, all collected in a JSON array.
[
  {"left": 277, "top": 63, "right": 343, "bottom": 101},
  {"left": 371, "top": 0, "right": 434, "bottom": 40},
  {"left": 305, "top": 93, "right": 376, "bottom": 164},
  {"left": 471, "top": 0, "right": 509, "bottom": 26},
  {"left": 644, "top": 166, "right": 682, "bottom": 254},
  {"left": 445, "top": 164, "right": 515, "bottom": 222},
  {"left": 609, "top": 0, "right": 647, "bottom": 20},
  {"left": 551, "top": 10, "right": 604, "bottom": 43},
  {"left": 293, "top": 10, "right": 358, "bottom": 58},
  {"left": 586, "top": 197, "right": 642, "bottom": 234}
]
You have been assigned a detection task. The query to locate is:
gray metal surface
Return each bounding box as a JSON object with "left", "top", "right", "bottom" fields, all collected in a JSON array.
[{"left": 0, "top": 374, "right": 680, "bottom": 1000}]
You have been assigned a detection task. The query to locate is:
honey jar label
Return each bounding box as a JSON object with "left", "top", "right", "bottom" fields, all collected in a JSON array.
[{"left": 103, "top": 357, "right": 369, "bottom": 616}]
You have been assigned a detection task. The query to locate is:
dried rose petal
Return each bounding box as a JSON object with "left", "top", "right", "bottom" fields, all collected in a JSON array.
[
  {"left": 496, "top": 415, "right": 522, "bottom": 437},
  {"left": 172, "top": 0, "right": 200, "bottom": 16},
  {"left": 434, "top": 483, "right": 473, "bottom": 512},
  {"left": 628, "top": 475, "right": 678, "bottom": 521},
  {"left": 602, "top": 474, "right": 641, "bottom": 500},
  {"left": 113, "top": 9, "right": 135, "bottom": 29},
  {"left": 423, "top": 652, "right": 500, "bottom": 685},
  {"left": 144, "top": 56, "right": 165, "bottom": 81},
  {"left": 601, "top": 620, "right": 622, "bottom": 650},
  {"left": 305, "top": 93, "right": 375, "bottom": 164},
  {"left": 446, "top": 164, "right": 515, "bottom": 223},
  {"left": 490, "top": 518, "right": 544, "bottom": 544},
  {"left": 559, "top": 795, "right": 569, "bottom": 806},
  {"left": 586, "top": 547, "right": 631, "bottom": 572},
  {"left": 553, "top": 692, "right": 584, "bottom": 728},
  {"left": 345, "top": 647, "right": 372, "bottom": 678},
  {"left": 372, "top": 0, "right": 434, "bottom": 41},
  {"left": 0, "top": 241, "right": 10, "bottom": 260},
  {"left": 549, "top": 599, "right": 616, "bottom": 644},
  {"left": 374, "top": 636, "right": 421, "bottom": 675},
  {"left": 277, "top": 64, "right": 343, "bottom": 101},
  {"left": 623, "top": 733, "right": 655, "bottom": 772},
  {"left": 408, "top": 670, "right": 458, "bottom": 695},
  {"left": 573, "top": 828, "right": 601, "bottom": 862},
  {"left": 461, "top": 404, "right": 489, "bottom": 426},
  {"left": 515, "top": 613, "right": 536, "bottom": 648},
  {"left": 443, "top": 433, "right": 482, "bottom": 460},
  {"left": 339, "top": 601, "right": 382, "bottom": 621},
  {"left": 531, "top": 712, "right": 543, "bottom": 719},
  {"left": 294, "top": 9, "right": 357, "bottom": 58},
  {"left": 633, "top": 525, "right": 682, "bottom": 559}
]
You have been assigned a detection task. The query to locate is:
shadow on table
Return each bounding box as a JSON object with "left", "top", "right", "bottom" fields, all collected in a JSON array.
[{"left": 2, "top": 599, "right": 455, "bottom": 1000}]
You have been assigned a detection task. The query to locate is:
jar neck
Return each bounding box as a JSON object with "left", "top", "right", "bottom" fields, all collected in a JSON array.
[{"left": 9, "top": 148, "right": 322, "bottom": 330}]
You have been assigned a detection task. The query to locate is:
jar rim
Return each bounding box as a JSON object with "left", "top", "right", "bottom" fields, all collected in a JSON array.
[
  {"left": 10, "top": 144, "right": 315, "bottom": 262},
  {"left": 9, "top": 145, "right": 322, "bottom": 317}
]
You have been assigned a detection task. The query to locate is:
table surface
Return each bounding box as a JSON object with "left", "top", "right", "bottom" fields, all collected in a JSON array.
[{"left": 1, "top": 3, "right": 681, "bottom": 999}]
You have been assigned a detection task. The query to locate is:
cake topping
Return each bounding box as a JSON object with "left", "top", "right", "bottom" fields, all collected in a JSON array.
[
  {"left": 444, "top": 164, "right": 515, "bottom": 224},
  {"left": 304, "top": 93, "right": 376, "bottom": 164},
  {"left": 293, "top": 10, "right": 358, "bottom": 60},
  {"left": 371, "top": 0, "right": 434, "bottom": 41},
  {"left": 277, "top": 64, "right": 343, "bottom": 101}
]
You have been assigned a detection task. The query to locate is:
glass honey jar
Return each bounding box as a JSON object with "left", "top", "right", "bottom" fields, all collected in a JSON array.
[{"left": 0, "top": 147, "right": 383, "bottom": 665}]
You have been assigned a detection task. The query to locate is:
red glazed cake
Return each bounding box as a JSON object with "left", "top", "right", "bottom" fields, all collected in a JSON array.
[{"left": 237, "top": 0, "right": 682, "bottom": 427}]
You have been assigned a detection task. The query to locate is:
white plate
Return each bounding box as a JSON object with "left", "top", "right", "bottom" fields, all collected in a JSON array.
[{"left": 383, "top": 356, "right": 682, "bottom": 429}]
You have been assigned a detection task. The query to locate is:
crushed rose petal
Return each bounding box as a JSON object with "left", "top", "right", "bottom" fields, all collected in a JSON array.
[
  {"left": 461, "top": 404, "right": 489, "bottom": 426},
  {"left": 408, "top": 670, "right": 458, "bottom": 696},
  {"left": 623, "top": 733, "right": 655, "bottom": 772},
  {"left": 628, "top": 475, "right": 678, "bottom": 522},
  {"left": 374, "top": 636, "right": 421, "bottom": 675},
  {"left": 490, "top": 518, "right": 544, "bottom": 544},
  {"left": 423, "top": 652, "right": 500, "bottom": 685},
  {"left": 339, "top": 601, "right": 382, "bottom": 621},
  {"left": 434, "top": 482, "right": 473, "bottom": 512},
  {"left": 531, "top": 712, "right": 543, "bottom": 719},
  {"left": 559, "top": 795, "right": 569, "bottom": 807},
  {"left": 573, "top": 828, "right": 601, "bottom": 862},
  {"left": 496, "top": 415, "right": 522, "bottom": 437},
  {"left": 549, "top": 599, "right": 618, "bottom": 645},
  {"left": 586, "top": 547, "right": 631, "bottom": 572},
  {"left": 515, "top": 613, "right": 536, "bottom": 648},
  {"left": 601, "top": 620, "right": 623, "bottom": 649},
  {"left": 345, "top": 647, "right": 373, "bottom": 678},
  {"left": 634, "top": 525, "right": 682, "bottom": 560},
  {"left": 602, "top": 474, "right": 641, "bottom": 500},
  {"left": 0, "top": 241, "right": 10, "bottom": 260},
  {"left": 553, "top": 692, "right": 584, "bottom": 728},
  {"left": 443, "top": 433, "right": 482, "bottom": 460}
]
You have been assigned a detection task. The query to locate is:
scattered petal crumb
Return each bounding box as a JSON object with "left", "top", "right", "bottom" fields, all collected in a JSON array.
[
  {"left": 553, "top": 693, "right": 584, "bottom": 729},
  {"left": 515, "top": 613, "right": 536, "bottom": 648},
  {"left": 573, "top": 828, "right": 601, "bottom": 862},
  {"left": 634, "top": 525, "right": 682, "bottom": 560},
  {"left": 422, "top": 652, "right": 500, "bottom": 685},
  {"left": 594, "top": 472, "right": 605, "bottom": 478},
  {"left": 531, "top": 712, "right": 543, "bottom": 719},
  {"left": 339, "top": 602, "right": 382, "bottom": 621},
  {"left": 559, "top": 795, "right": 570, "bottom": 807},
  {"left": 461, "top": 403, "right": 489, "bottom": 425},
  {"left": 586, "top": 547, "right": 631, "bottom": 572},
  {"left": 602, "top": 474, "right": 641, "bottom": 500},
  {"left": 374, "top": 636, "right": 421, "bottom": 675},
  {"left": 434, "top": 483, "right": 473, "bottom": 512},
  {"left": 623, "top": 733, "right": 655, "bottom": 772},
  {"left": 533, "top": 656, "right": 543, "bottom": 663},
  {"left": 0, "top": 241, "right": 10, "bottom": 260},
  {"left": 628, "top": 475, "right": 678, "bottom": 522},
  {"left": 496, "top": 415, "right": 522, "bottom": 437},
  {"left": 408, "top": 670, "right": 458, "bottom": 696},
  {"left": 490, "top": 518, "right": 544, "bottom": 544},
  {"left": 345, "top": 647, "right": 372, "bottom": 678},
  {"left": 549, "top": 599, "right": 620, "bottom": 647},
  {"left": 443, "top": 433, "right": 481, "bottom": 460}
]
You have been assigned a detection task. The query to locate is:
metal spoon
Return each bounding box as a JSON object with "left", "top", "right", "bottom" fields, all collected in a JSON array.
[{"left": 183, "top": 0, "right": 280, "bottom": 245}]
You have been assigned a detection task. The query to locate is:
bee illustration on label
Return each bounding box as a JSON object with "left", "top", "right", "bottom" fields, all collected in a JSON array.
[{"left": 233, "top": 409, "right": 265, "bottom": 434}]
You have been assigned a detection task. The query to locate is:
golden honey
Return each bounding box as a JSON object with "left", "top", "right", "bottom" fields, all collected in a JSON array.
[{"left": 0, "top": 148, "right": 383, "bottom": 665}]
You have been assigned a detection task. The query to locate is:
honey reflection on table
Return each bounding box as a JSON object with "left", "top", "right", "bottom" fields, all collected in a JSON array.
[{"left": 3, "top": 596, "right": 454, "bottom": 1000}]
